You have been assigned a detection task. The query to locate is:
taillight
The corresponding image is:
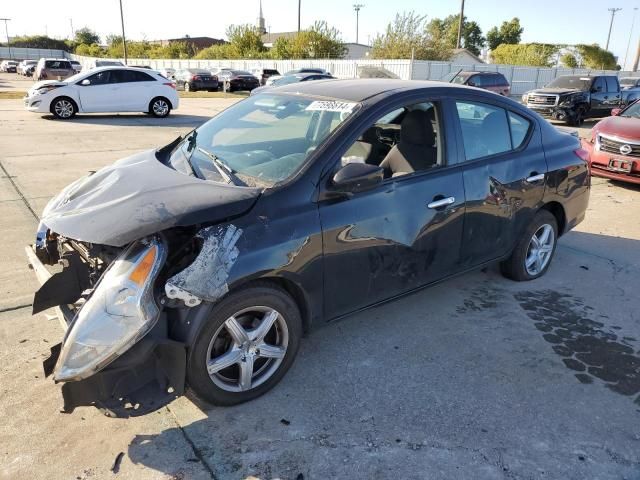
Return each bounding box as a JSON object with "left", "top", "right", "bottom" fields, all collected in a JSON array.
[
  {"left": 212, "top": 75, "right": 218, "bottom": 81},
  {"left": 192, "top": 75, "right": 201, "bottom": 81},
  {"left": 163, "top": 82, "right": 176, "bottom": 89}
]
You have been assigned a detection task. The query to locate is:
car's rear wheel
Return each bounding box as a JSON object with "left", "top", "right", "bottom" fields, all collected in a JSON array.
[
  {"left": 184, "top": 82, "right": 192, "bottom": 92},
  {"left": 187, "top": 283, "right": 302, "bottom": 406},
  {"left": 50, "top": 97, "right": 77, "bottom": 119},
  {"left": 149, "top": 97, "right": 171, "bottom": 118},
  {"left": 500, "top": 210, "right": 558, "bottom": 281}
]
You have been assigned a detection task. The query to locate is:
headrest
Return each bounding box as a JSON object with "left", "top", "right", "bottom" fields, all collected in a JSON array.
[{"left": 400, "top": 109, "right": 435, "bottom": 146}]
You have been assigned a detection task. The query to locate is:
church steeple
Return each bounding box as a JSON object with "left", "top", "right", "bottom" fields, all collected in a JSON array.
[{"left": 256, "top": 0, "right": 267, "bottom": 35}]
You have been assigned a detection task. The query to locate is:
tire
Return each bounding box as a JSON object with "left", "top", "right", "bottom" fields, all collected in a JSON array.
[
  {"left": 500, "top": 210, "right": 558, "bottom": 281},
  {"left": 50, "top": 97, "right": 77, "bottom": 119},
  {"left": 186, "top": 283, "right": 303, "bottom": 406},
  {"left": 149, "top": 97, "right": 171, "bottom": 118},
  {"left": 567, "top": 108, "right": 583, "bottom": 126},
  {"left": 184, "top": 82, "right": 192, "bottom": 92}
]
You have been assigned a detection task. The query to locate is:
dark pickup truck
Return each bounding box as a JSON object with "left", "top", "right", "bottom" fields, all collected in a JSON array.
[{"left": 523, "top": 75, "right": 640, "bottom": 125}]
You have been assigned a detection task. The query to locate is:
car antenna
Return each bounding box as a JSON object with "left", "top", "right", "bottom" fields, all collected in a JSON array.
[{"left": 449, "top": 68, "right": 463, "bottom": 83}]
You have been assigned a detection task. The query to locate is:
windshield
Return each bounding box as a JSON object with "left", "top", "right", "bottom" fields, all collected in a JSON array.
[
  {"left": 167, "top": 94, "right": 358, "bottom": 186},
  {"left": 621, "top": 101, "right": 640, "bottom": 119},
  {"left": 546, "top": 76, "right": 592, "bottom": 89},
  {"left": 273, "top": 76, "right": 302, "bottom": 86}
]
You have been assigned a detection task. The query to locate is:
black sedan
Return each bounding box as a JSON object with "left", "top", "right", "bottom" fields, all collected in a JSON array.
[
  {"left": 217, "top": 69, "right": 260, "bottom": 92},
  {"left": 27, "top": 80, "right": 590, "bottom": 415},
  {"left": 250, "top": 72, "right": 335, "bottom": 95},
  {"left": 173, "top": 68, "right": 219, "bottom": 92}
]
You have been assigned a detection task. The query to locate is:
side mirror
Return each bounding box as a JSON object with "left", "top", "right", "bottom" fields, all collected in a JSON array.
[
  {"left": 81, "top": 79, "right": 90, "bottom": 86},
  {"left": 330, "top": 162, "right": 384, "bottom": 194},
  {"left": 611, "top": 108, "right": 621, "bottom": 116}
]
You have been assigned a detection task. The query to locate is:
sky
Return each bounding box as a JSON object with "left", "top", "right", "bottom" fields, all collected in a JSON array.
[{"left": 3, "top": 0, "right": 640, "bottom": 68}]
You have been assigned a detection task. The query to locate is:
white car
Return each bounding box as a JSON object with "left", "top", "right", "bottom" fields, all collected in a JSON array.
[{"left": 24, "top": 66, "right": 179, "bottom": 119}]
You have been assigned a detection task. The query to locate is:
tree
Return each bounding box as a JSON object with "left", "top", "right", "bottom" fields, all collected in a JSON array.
[
  {"left": 74, "top": 27, "right": 100, "bottom": 46},
  {"left": 371, "top": 11, "right": 451, "bottom": 60},
  {"left": 4, "top": 35, "right": 70, "bottom": 51},
  {"left": 75, "top": 43, "right": 105, "bottom": 57},
  {"left": 560, "top": 52, "right": 578, "bottom": 68},
  {"left": 491, "top": 43, "right": 559, "bottom": 67},
  {"left": 574, "top": 44, "right": 619, "bottom": 70},
  {"left": 486, "top": 18, "right": 523, "bottom": 51},
  {"left": 225, "top": 24, "right": 266, "bottom": 58},
  {"left": 426, "top": 14, "right": 485, "bottom": 56}
]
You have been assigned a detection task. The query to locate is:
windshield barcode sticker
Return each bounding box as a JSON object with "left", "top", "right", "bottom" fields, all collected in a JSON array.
[{"left": 306, "top": 101, "right": 356, "bottom": 113}]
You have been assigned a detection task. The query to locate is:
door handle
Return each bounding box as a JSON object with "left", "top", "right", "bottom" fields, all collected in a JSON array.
[
  {"left": 525, "top": 173, "right": 545, "bottom": 183},
  {"left": 427, "top": 197, "right": 455, "bottom": 209}
]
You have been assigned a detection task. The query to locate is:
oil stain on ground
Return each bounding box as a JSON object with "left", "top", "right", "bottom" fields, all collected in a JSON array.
[{"left": 515, "top": 290, "right": 640, "bottom": 406}]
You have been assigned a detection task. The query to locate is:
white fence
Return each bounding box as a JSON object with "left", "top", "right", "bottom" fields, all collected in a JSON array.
[{"left": 4, "top": 47, "right": 638, "bottom": 96}]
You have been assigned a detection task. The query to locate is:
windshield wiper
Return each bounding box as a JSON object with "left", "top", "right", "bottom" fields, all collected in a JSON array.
[{"left": 196, "top": 147, "right": 243, "bottom": 186}]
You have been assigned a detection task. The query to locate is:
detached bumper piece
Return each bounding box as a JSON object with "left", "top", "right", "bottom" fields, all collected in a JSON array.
[{"left": 44, "top": 337, "right": 186, "bottom": 417}]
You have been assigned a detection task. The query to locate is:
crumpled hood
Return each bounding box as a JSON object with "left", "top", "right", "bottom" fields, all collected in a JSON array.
[
  {"left": 529, "top": 88, "right": 582, "bottom": 95},
  {"left": 28, "top": 80, "right": 67, "bottom": 93},
  {"left": 41, "top": 149, "right": 261, "bottom": 247}
]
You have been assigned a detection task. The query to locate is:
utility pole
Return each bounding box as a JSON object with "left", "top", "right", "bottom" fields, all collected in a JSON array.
[
  {"left": 605, "top": 7, "right": 622, "bottom": 51},
  {"left": 69, "top": 18, "right": 74, "bottom": 39},
  {"left": 633, "top": 37, "right": 640, "bottom": 71},
  {"left": 624, "top": 7, "right": 638, "bottom": 70},
  {"left": 298, "top": 0, "right": 301, "bottom": 32},
  {"left": 0, "top": 18, "right": 11, "bottom": 60},
  {"left": 353, "top": 4, "right": 364, "bottom": 44},
  {"left": 456, "top": 0, "right": 465, "bottom": 49},
  {"left": 119, "top": 0, "right": 128, "bottom": 64}
]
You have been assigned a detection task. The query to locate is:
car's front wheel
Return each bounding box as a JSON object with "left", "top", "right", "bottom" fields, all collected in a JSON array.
[
  {"left": 149, "top": 97, "right": 171, "bottom": 118},
  {"left": 184, "top": 82, "right": 192, "bottom": 92},
  {"left": 50, "top": 97, "right": 77, "bottom": 119},
  {"left": 187, "top": 283, "right": 302, "bottom": 406},
  {"left": 500, "top": 210, "right": 558, "bottom": 281}
]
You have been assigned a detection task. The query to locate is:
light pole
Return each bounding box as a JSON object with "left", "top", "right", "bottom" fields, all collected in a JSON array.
[
  {"left": 624, "top": 7, "right": 638, "bottom": 70},
  {"left": 605, "top": 7, "right": 622, "bottom": 51},
  {"left": 69, "top": 18, "right": 74, "bottom": 39},
  {"left": 353, "top": 4, "right": 364, "bottom": 44},
  {"left": 119, "top": 0, "right": 128, "bottom": 64},
  {"left": 298, "top": 0, "right": 301, "bottom": 32},
  {"left": 0, "top": 18, "right": 11, "bottom": 60},
  {"left": 456, "top": 0, "right": 465, "bottom": 49}
]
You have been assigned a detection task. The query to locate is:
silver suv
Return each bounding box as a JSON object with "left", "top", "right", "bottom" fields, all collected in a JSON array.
[{"left": 34, "top": 58, "right": 75, "bottom": 81}]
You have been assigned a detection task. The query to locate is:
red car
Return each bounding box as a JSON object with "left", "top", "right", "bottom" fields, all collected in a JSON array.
[{"left": 583, "top": 100, "right": 640, "bottom": 184}]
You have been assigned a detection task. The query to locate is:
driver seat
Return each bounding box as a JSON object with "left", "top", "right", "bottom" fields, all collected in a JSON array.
[{"left": 379, "top": 110, "right": 437, "bottom": 176}]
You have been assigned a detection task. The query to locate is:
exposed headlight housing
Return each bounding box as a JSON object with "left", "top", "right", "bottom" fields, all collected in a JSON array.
[
  {"left": 54, "top": 236, "right": 167, "bottom": 382},
  {"left": 522, "top": 94, "right": 529, "bottom": 103},
  {"left": 35, "top": 85, "right": 63, "bottom": 96}
]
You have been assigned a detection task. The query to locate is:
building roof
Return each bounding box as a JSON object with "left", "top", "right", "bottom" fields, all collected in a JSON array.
[
  {"left": 261, "top": 31, "right": 298, "bottom": 44},
  {"left": 451, "top": 48, "right": 484, "bottom": 64}
]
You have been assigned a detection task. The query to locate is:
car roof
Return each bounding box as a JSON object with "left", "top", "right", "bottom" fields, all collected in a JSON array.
[
  {"left": 87, "top": 66, "right": 159, "bottom": 73},
  {"left": 459, "top": 71, "right": 503, "bottom": 76},
  {"left": 273, "top": 78, "right": 474, "bottom": 102}
]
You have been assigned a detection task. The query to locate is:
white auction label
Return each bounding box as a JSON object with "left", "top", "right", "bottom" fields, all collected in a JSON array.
[{"left": 305, "top": 100, "right": 356, "bottom": 113}]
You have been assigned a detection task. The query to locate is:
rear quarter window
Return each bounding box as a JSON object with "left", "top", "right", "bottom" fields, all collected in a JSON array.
[{"left": 508, "top": 111, "right": 532, "bottom": 149}]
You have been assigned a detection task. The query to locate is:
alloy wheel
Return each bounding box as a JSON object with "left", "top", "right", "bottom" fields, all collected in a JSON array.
[
  {"left": 54, "top": 99, "right": 74, "bottom": 118},
  {"left": 206, "top": 306, "right": 289, "bottom": 392},
  {"left": 152, "top": 99, "right": 169, "bottom": 117},
  {"left": 525, "top": 224, "right": 555, "bottom": 276}
]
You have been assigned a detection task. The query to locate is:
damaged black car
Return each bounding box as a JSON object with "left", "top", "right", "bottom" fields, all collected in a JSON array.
[{"left": 27, "top": 80, "right": 590, "bottom": 416}]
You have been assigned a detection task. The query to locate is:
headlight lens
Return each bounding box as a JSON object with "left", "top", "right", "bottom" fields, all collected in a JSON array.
[
  {"left": 54, "top": 237, "right": 166, "bottom": 382},
  {"left": 35, "top": 85, "right": 62, "bottom": 95}
]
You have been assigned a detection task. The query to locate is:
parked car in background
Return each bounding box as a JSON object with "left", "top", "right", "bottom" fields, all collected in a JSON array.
[
  {"left": 88, "top": 59, "right": 125, "bottom": 69},
  {"left": 267, "top": 68, "right": 331, "bottom": 86},
  {"left": 582, "top": 99, "right": 640, "bottom": 184},
  {"left": 26, "top": 80, "right": 589, "bottom": 415},
  {"left": 250, "top": 72, "right": 335, "bottom": 95},
  {"left": 131, "top": 65, "right": 152, "bottom": 69},
  {"left": 17, "top": 60, "right": 37, "bottom": 75},
  {"left": 217, "top": 69, "right": 260, "bottom": 91},
  {"left": 620, "top": 77, "right": 640, "bottom": 89},
  {"left": 1, "top": 60, "right": 18, "bottom": 73},
  {"left": 174, "top": 69, "right": 219, "bottom": 92},
  {"left": 24, "top": 67, "right": 179, "bottom": 119},
  {"left": 250, "top": 67, "right": 280, "bottom": 85},
  {"left": 446, "top": 71, "right": 511, "bottom": 96},
  {"left": 522, "top": 75, "right": 640, "bottom": 125},
  {"left": 159, "top": 68, "right": 176, "bottom": 79},
  {"left": 70, "top": 60, "right": 82, "bottom": 73},
  {"left": 34, "top": 58, "right": 75, "bottom": 81}
]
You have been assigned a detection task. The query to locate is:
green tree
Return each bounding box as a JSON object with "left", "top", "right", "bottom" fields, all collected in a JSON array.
[
  {"left": 225, "top": 24, "right": 266, "bottom": 58},
  {"left": 491, "top": 43, "right": 559, "bottom": 67},
  {"left": 371, "top": 11, "right": 451, "bottom": 60},
  {"left": 74, "top": 27, "right": 100, "bottom": 46},
  {"left": 426, "top": 14, "right": 485, "bottom": 56},
  {"left": 486, "top": 18, "right": 523, "bottom": 51},
  {"left": 560, "top": 52, "right": 578, "bottom": 68},
  {"left": 75, "top": 43, "right": 105, "bottom": 57},
  {"left": 4, "top": 35, "right": 70, "bottom": 51},
  {"left": 574, "top": 44, "right": 619, "bottom": 70}
]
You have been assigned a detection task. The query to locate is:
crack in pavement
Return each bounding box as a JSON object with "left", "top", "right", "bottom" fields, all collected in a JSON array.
[
  {"left": 0, "top": 303, "right": 32, "bottom": 314},
  {"left": 0, "top": 159, "right": 39, "bottom": 221}
]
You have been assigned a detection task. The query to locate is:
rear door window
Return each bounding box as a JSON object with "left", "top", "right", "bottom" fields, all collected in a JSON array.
[
  {"left": 481, "top": 75, "right": 496, "bottom": 87},
  {"left": 455, "top": 101, "right": 512, "bottom": 160},
  {"left": 605, "top": 76, "right": 619, "bottom": 93}
]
